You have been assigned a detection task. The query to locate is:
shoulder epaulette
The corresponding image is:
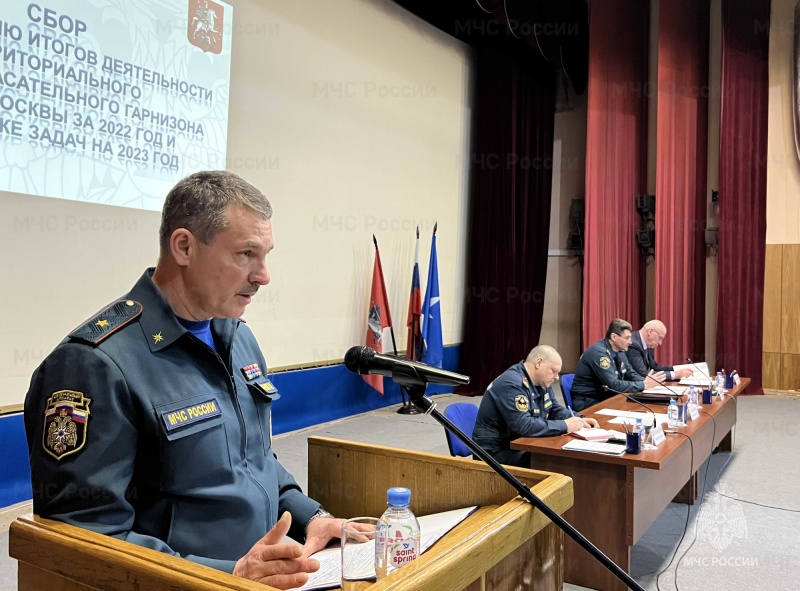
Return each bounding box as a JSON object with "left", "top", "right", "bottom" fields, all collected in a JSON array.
[{"left": 68, "top": 299, "right": 143, "bottom": 345}]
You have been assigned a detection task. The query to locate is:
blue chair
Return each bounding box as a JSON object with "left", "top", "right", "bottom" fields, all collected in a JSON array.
[
  {"left": 560, "top": 373, "right": 575, "bottom": 409},
  {"left": 0, "top": 412, "right": 32, "bottom": 507},
  {"left": 443, "top": 402, "right": 479, "bottom": 457}
]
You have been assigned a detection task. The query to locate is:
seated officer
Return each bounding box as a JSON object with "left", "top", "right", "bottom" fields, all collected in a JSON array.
[
  {"left": 570, "top": 319, "right": 665, "bottom": 412},
  {"left": 473, "top": 345, "right": 599, "bottom": 468},
  {"left": 24, "top": 171, "right": 341, "bottom": 590}
]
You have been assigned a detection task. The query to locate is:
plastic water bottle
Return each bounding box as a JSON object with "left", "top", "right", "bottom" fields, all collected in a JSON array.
[
  {"left": 716, "top": 371, "right": 725, "bottom": 398},
  {"left": 635, "top": 418, "right": 645, "bottom": 446},
  {"left": 688, "top": 385, "right": 698, "bottom": 406},
  {"left": 668, "top": 398, "right": 679, "bottom": 428},
  {"left": 375, "top": 487, "right": 420, "bottom": 579}
]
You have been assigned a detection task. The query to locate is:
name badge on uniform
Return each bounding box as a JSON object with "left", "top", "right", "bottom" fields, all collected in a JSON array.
[{"left": 161, "top": 398, "right": 222, "bottom": 432}]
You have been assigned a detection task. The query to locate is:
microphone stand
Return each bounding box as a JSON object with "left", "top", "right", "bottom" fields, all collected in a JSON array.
[{"left": 402, "top": 383, "right": 646, "bottom": 591}]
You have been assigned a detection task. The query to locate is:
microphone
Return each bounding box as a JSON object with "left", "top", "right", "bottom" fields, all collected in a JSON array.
[
  {"left": 344, "top": 346, "right": 470, "bottom": 388},
  {"left": 686, "top": 357, "right": 714, "bottom": 388}
]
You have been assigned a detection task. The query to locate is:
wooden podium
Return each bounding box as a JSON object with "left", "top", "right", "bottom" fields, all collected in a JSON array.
[{"left": 10, "top": 436, "right": 573, "bottom": 591}]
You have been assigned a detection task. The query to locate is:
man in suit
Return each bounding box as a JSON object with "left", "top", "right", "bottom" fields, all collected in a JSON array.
[
  {"left": 570, "top": 319, "right": 666, "bottom": 412},
  {"left": 627, "top": 320, "right": 694, "bottom": 381}
]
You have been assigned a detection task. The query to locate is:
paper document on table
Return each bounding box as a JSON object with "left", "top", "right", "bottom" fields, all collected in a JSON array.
[
  {"left": 608, "top": 415, "right": 669, "bottom": 426},
  {"left": 562, "top": 440, "right": 626, "bottom": 456},
  {"left": 290, "top": 506, "right": 478, "bottom": 591},
  {"left": 571, "top": 428, "right": 626, "bottom": 441},
  {"left": 642, "top": 386, "right": 687, "bottom": 396},
  {"left": 595, "top": 409, "right": 653, "bottom": 419},
  {"left": 675, "top": 362, "right": 714, "bottom": 385},
  {"left": 674, "top": 361, "right": 709, "bottom": 375},
  {"left": 679, "top": 377, "right": 715, "bottom": 386}
]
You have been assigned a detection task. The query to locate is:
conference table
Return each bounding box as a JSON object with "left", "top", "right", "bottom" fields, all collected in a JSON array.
[{"left": 512, "top": 378, "right": 749, "bottom": 591}]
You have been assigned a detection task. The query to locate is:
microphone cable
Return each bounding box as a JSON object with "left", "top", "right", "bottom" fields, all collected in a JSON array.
[
  {"left": 669, "top": 412, "right": 717, "bottom": 591},
  {"left": 654, "top": 430, "right": 694, "bottom": 591}
]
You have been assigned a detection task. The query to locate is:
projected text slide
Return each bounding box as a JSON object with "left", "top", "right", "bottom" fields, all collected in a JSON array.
[{"left": 0, "top": 0, "right": 233, "bottom": 210}]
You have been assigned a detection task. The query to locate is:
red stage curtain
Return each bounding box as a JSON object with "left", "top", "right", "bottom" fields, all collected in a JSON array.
[
  {"left": 716, "top": 0, "right": 769, "bottom": 393},
  {"left": 583, "top": 0, "right": 649, "bottom": 346},
  {"left": 654, "top": 0, "right": 709, "bottom": 364}
]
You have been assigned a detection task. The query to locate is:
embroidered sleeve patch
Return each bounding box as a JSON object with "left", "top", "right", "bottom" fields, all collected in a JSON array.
[
  {"left": 514, "top": 394, "right": 529, "bottom": 412},
  {"left": 161, "top": 398, "right": 222, "bottom": 431},
  {"left": 599, "top": 357, "right": 611, "bottom": 370},
  {"left": 43, "top": 390, "right": 92, "bottom": 460}
]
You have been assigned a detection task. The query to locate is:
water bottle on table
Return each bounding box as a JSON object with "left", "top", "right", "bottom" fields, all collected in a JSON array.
[
  {"left": 668, "top": 398, "right": 679, "bottom": 428},
  {"left": 375, "top": 487, "right": 420, "bottom": 580},
  {"left": 689, "top": 384, "right": 700, "bottom": 407}
]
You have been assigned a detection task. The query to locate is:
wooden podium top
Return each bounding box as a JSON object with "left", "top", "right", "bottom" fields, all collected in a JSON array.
[{"left": 11, "top": 437, "right": 575, "bottom": 591}]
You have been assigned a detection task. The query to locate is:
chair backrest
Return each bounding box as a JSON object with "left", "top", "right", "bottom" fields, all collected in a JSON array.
[
  {"left": 560, "top": 373, "right": 575, "bottom": 409},
  {"left": 443, "top": 402, "right": 479, "bottom": 457}
]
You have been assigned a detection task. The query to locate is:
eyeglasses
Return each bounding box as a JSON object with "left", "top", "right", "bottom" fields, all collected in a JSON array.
[{"left": 650, "top": 329, "right": 665, "bottom": 342}]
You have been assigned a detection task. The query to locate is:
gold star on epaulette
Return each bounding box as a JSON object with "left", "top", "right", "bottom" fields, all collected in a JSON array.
[
  {"left": 153, "top": 332, "right": 164, "bottom": 344},
  {"left": 95, "top": 319, "right": 109, "bottom": 328}
]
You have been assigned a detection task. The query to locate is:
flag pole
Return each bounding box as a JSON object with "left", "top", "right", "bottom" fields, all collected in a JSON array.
[
  {"left": 374, "top": 235, "right": 398, "bottom": 357},
  {"left": 395, "top": 230, "right": 421, "bottom": 415}
]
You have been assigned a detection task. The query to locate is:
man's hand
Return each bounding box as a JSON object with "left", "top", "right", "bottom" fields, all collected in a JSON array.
[
  {"left": 675, "top": 368, "right": 694, "bottom": 379},
  {"left": 302, "top": 516, "right": 346, "bottom": 557},
  {"left": 644, "top": 371, "right": 667, "bottom": 389},
  {"left": 565, "top": 416, "right": 598, "bottom": 433},
  {"left": 233, "top": 512, "right": 320, "bottom": 589}
]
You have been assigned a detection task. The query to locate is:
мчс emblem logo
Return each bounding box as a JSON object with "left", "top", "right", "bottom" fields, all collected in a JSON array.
[
  {"left": 188, "top": 0, "right": 224, "bottom": 54},
  {"left": 43, "top": 390, "right": 92, "bottom": 460}
]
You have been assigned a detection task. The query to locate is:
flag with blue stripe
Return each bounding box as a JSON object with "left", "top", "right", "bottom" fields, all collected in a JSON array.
[{"left": 421, "top": 224, "right": 443, "bottom": 368}]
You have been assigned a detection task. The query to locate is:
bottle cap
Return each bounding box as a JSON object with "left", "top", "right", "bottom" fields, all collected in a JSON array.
[{"left": 387, "top": 487, "right": 411, "bottom": 507}]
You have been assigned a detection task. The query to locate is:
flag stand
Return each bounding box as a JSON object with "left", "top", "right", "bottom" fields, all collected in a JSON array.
[{"left": 397, "top": 390, "right": 421, "bottom": 414}]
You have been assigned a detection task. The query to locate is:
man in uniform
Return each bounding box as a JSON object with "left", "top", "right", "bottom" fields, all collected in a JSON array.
[
  {"left": 472, "top": 345, "right": 599, "bottom": 468},
  {"left": 25, "top": 171, "right": 340, "bottom": 590},
  {"left": 626, "top": 319, "right": 694, "bottom": 381},
  {"left": 570, "top": 319, "right": 666, "bottom": 412}
]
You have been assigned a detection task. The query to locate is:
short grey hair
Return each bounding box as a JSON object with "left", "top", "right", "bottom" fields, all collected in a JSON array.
[
  {"left": 606, "top": 318, "right": 633, "bottom": 340},
  {"left": 159, "top": 170, "right": 272, "bottom": 254},
  {"left": 526, "top": 344, "right": 561, "bottom": 364}
]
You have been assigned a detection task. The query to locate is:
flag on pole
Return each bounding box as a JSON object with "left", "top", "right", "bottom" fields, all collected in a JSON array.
[
  {"left": 406, "top": 227, "right": 422, "bottom": 361},
  {"left": 420, "top": 223, "right": 443, "bottom": 368},
  {"left": 364, "top": 235, "right": 395, "bottom": 395}
]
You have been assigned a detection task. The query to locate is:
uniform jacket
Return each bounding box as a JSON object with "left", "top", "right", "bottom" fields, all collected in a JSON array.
[
  {"left": 626, "top": 331, "right": 674, "bottom": 379},
  {"left": 570, "top": 339, "right": 646, "bottom": 411},
  {"left": 24, "top": 269, "right": 320, "bottom": 572},
  {"left": 472, "top": 361, "right": 572, "bottom": 456}
]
